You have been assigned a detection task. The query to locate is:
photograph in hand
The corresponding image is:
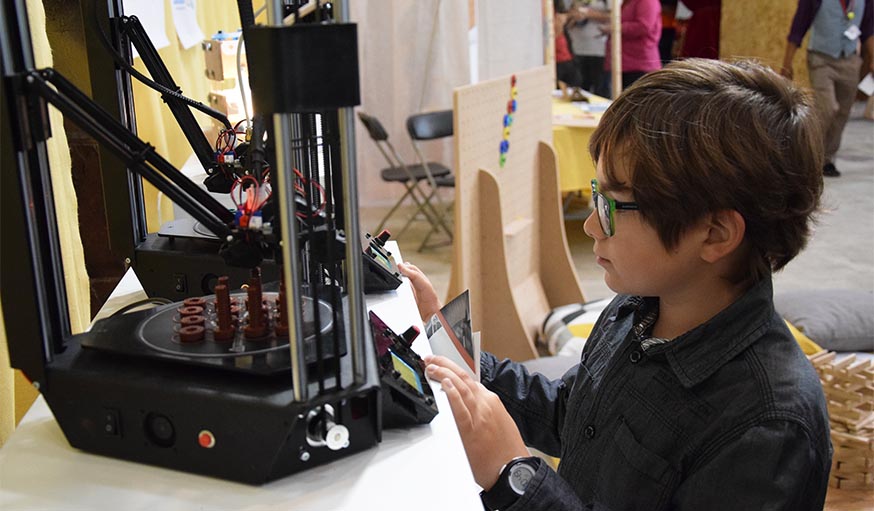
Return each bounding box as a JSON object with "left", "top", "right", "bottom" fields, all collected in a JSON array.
[{"left": 425, "top": 290, "right": 479, "bottom": 378}]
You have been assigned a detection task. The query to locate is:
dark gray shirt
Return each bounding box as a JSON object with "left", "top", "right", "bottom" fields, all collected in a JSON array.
[{"left": 481, "top": 277, "right": 832, "bottom": 510}]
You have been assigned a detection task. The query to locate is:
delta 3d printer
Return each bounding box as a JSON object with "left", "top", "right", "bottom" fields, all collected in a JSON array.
[{"left": 0, "top": 0, "right": 434, "bottom": 484}]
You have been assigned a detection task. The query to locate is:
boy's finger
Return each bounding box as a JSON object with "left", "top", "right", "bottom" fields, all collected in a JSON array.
[
  {"left": 397, "top": 262, "right": 421, "bottom": 278},
  {"left": 426, "top": 363, "right": 470, "bottom": 396},
  {"left": 426, "top": 361, "right": 481, "bottom": 416},
  {"left": 429, "top": 354, "right": 478, "bottom": 388},
  {"left": 441, "top": 377, "right": 474, "bottom": 432}
]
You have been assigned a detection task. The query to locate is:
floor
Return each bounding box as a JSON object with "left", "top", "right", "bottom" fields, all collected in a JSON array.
[{"left": 359, "top": 100, "right": 874, "bottom": 509}]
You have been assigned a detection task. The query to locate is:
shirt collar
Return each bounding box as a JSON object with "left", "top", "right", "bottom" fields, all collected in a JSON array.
[{"left": 616, "top": 277, "right": 776, "bottom": 388}]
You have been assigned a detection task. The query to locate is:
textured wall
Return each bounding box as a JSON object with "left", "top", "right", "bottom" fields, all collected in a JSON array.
[{"left": 721, "top": 1, "right": 810, "bottom": 86}]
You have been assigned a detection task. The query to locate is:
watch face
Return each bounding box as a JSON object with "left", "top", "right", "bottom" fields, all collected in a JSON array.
[{"left": 508, "top": 462, "right": 536, "bottom": 494}]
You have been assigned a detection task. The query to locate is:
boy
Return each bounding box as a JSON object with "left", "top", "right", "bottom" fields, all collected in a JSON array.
[{"left": 399, "top": 59, "right": 831, "bottom": 510}]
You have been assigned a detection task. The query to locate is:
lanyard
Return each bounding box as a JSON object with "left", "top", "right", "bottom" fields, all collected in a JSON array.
[{"left": 839, "top": 0, "right": 856, "bottom": 20}]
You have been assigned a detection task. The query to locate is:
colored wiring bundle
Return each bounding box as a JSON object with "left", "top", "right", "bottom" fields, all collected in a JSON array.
[
  {"left": 215, "top": 120, "right": 248, "bottom": 159},
  {"left": 231, "top": 173, "right": 271, "bottom": 230},
  {"left": 228, "top": 166, "right": 327, "bottom": 231}
]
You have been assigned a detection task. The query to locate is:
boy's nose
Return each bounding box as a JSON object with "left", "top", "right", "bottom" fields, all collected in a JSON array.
[{"left": 583, "top": 208, "right": 605, "bottom": 240}]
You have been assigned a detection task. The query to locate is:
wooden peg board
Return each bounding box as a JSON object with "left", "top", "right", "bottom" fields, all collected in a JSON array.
[
  {"left": 450, "top": 65, "right": 585, "bottom": 361},
  {"left": 808, "top": 350, "right": 874, "bottom": 490}
]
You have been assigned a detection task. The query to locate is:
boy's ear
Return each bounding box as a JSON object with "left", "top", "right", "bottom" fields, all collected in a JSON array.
[{"left": 700, "top": 210, "right": 746, "bottom": 263}]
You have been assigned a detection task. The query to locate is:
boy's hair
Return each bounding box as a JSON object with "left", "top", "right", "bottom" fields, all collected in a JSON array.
[{"left": 589, "top": 58, "right": 823, "bottom": 284}]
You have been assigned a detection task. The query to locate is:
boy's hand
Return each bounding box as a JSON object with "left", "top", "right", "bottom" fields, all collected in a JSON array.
[
  {"left": 424, "top": 355, "right": 530, "bottom": 491},
  {"left": 397, "top": 262, "right": 442, "bottom": 322}
]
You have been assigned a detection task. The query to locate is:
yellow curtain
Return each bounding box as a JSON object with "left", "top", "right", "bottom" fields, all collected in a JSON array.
[
  {"left": 0, "top": 310, "right": 12, "bottom": 445},
  {"left": 0, "top": 0, "right": 90, "bottom": 446}
]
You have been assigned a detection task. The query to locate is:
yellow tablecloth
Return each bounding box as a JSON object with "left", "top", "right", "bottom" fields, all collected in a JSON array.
[{"left": 552, "top": 97, "right": 610, "bottom": 199}]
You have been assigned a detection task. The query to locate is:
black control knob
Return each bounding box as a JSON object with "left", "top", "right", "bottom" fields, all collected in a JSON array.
[{"left": 375, "top": 229, "right": 391, "bottom": 246}]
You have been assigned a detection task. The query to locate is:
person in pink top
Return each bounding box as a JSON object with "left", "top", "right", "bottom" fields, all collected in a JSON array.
[{"left": 581, "top": 0, "right": 663, "bottom": 91}]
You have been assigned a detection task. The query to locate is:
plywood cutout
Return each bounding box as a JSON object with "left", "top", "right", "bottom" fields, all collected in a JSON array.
[{"left": 449, "top": 65, "right": 585, "bottom": 361}]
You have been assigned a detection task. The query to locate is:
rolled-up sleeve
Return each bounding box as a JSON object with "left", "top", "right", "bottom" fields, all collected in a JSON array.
[
  {"left": 787, "top": 0, "right": 820, "bottom": 46},
  {"left": 672, "top": 420, "right": 832, "bottom": 511},
  {"left": 862, "top": 0, "right": 873, "bottom": 42}
]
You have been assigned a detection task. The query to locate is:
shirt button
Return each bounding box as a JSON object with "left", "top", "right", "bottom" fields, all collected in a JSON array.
[
  {"left": 629, "top": 350, "right": 642, "bottom": 363},
  {"left": 584, "top": 425, "right": 596, "bottom": 438}
]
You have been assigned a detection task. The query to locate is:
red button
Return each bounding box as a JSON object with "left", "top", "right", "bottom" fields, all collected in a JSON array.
[{"left": 198, "top": 430, "right": 215, "bottom": 448}]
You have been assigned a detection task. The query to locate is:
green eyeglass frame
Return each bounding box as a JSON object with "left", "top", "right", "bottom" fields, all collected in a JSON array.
[{"left": 591, "top": 179, "right": 639, "bottom": 237}]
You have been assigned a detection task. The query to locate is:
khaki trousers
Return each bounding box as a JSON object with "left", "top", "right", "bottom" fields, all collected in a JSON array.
[{"left": 807, "top": 51, "right": 863, "bottom": 164}]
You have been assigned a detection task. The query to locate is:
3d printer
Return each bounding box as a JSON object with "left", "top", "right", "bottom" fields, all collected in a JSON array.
[{"left": 0, "top": 0, "right": 433, "bottom": 484}]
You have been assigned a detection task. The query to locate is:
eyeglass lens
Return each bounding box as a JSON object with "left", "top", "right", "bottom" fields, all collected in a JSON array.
[{"left": 595, "top": 192, "right": 612, "bottom": 236}]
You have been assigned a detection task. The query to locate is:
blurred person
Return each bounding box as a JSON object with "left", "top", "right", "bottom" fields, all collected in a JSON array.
[
  {"left": 566, "top": 0, "right": 610, "bottom": 96},
  {"left": 659, "top": 0, "right": 679, "bottom": 64},
  {"left": 555, "top": 0, "right": 584, "bottom": 88},
  {"left": 782, "top": 0, "right": 874, "bottom": 177},
  {"left": 580, "top": 0, "right": 662, "bottom": 90},
  {"left": 678, "top": 0, "right": 721, "bottom": 59}
]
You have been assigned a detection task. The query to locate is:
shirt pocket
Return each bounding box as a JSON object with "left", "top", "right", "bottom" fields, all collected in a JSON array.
[{"left": 594, "top": 417, "right": 678, "bottom": 510}]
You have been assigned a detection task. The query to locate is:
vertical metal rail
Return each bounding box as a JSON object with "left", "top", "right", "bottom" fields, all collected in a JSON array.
[
  {"left": 335, "top": 0, "right": 366, "bottom": 384},
  {"left": 110, "top": 0, "right": 148, "bottom": 245},
  {"left": 1, "top": 0, "right": 70, "bottom": 381},
  {"left": 268, "top": 0, "right": 307, "bottom": 402}
]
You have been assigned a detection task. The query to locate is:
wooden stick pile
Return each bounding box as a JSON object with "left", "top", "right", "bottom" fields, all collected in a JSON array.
[{"left": 808, "top": 351, "right": 874, "bottom": 490}]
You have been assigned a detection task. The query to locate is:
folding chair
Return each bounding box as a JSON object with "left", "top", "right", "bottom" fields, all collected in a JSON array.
[
  {"left": 357, "top": 111, "right": 452, "bottom": 242},
  {"left": 406, "top": 109, "right": 455, "bottom": 250}
]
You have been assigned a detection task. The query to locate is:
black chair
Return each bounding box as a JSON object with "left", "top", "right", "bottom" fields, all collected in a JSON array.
[
  {"left": 357, "top": 111, "right": 451, "bottom": 241},
  {"left": 406, "top": 110, "right": 455, "bottom": 250}
]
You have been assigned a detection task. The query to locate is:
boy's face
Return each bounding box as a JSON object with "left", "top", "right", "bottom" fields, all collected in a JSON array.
[{"left": 583, "top": 156, "right": 708, "bottom": 298}]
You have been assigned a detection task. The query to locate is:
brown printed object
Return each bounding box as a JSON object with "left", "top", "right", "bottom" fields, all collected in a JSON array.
[
  {"left": 213, "top": 283, "right": 235, "bottom": 341},
  {"left": 244, "top": 271, "right": 267, "bottom": 339},
  {"left": 179, "top": 325, "right": 205, "bottom": 343},
  {"left": 178, "top": 305, "right": 204, "bottom": 317},
  {"left": 275, "top": 280, "right": 289, "bottom": 338},
  {"left": 183, "top": 297, "right": 207, "bottom": 308},
  {"left": 180, "top": 315, "right": 205, "bottom": 327}
]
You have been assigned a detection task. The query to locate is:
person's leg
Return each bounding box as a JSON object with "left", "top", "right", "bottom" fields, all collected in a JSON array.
[
  {"left": 595, "top": 57, "right": 610, "bottom": 97},
  {"left": 621, "top": 71, "right": 647, "bottom": 89},
  {"left": 590, "top": 57, "right": 607, "bottom": 97},
  {"left": 575, "top": 55, "right": 592, "bottom": 92},
  {"left": 659, "top": 28, "right": 676, "bottom": 65},
  {"left": 827, "top": 54, "right": 863, "bottom": 163},
  {"left": 807, "top": 51, "right": 843, "bottom": 176},
  {"left": 579, "top": 55, "right": 600, "bottom": 93},
  {"left": 557, "top": 60, "right": 578, "bottom": 87},
  {"left": 807, "top": 52, "right": 839, "bottom": 160}
]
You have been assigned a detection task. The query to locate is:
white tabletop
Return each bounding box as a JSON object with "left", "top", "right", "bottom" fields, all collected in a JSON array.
[{"left": 0, "top": 242, "right": 482, "bottom": 510}]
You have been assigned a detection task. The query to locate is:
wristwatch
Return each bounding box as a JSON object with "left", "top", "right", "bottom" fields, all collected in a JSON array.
[{"left": 480, "top": 456, "right": 540, "bottom": 511}]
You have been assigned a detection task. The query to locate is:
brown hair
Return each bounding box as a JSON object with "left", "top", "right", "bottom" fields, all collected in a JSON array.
[{"left": 589, "top": 58, "right": 823, "bottom": 283}]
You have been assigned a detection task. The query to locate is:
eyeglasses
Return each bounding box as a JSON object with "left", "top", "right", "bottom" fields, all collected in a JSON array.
[{"left": 591, "top": 179, "right": 639, "bottom": 237}]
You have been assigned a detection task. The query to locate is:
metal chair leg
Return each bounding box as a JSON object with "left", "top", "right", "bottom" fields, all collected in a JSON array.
[{"left": 376, "top": 185, "right": 417, "bottom": 232}]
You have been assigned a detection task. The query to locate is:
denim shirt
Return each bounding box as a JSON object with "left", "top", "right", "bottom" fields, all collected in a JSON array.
[{"left": 481, "top": 277, "right": 832, "bottom": 510}]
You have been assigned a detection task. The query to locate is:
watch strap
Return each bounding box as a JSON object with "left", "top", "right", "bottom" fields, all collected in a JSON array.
[{"left": 480, "top": 456, "right": 540, "bottom": 511}]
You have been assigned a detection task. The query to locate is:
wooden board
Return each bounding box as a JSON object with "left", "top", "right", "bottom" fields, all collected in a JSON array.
[{"left": 450, "top": 65, "right": 585, "bottom": 361}]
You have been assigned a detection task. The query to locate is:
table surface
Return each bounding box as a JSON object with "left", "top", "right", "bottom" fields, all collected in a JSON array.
[{"left": 0, "top": 242, "right": 483, "bottom": 511}]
